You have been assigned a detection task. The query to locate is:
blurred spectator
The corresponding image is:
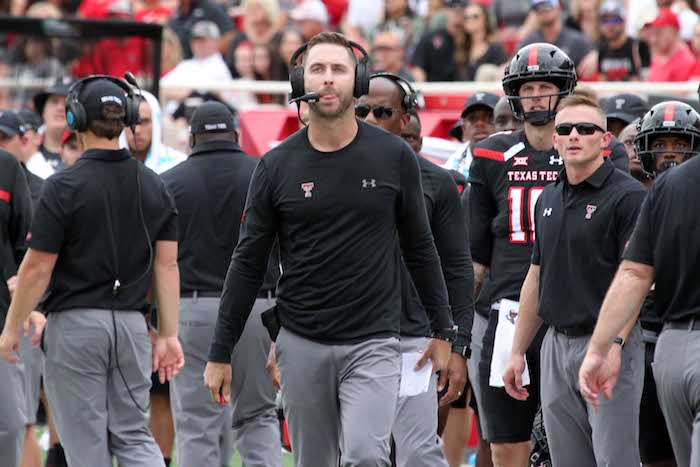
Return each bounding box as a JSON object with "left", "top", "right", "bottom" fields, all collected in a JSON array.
[
  {"left": 565, "top": 0, "right": 602, "bottom": 42},
  {"left": 162, "top": 21, "right": 233, "bottom": 87},
  {"left": 59, "top": 130, "right": 82, "bottom": 167},
  {"left": 493, "top": 96, "right": 522, "bottom": 132},
  {"left": 646, "top": 8, "right": 697, "bottom": 80},
  {"left": 490, "top": 0, "right": 540, "bottom": 54},
  {"left": 26, "top": 1, "right": 61, "bottom": 17},
  {"left": 231, "top": 40, "right": 256, "bottom": 78},
  {"left": 9, "top": 36, "right": 64, "bottom": 85},
  {"left": 518, "top": 0, "right": 598, "bottom": 79},
  {"left": 291, "top": 0, "right": 330, "bottom": 41},
  {"left": 135, "top": 0, "right": 173, "bottom": 24},
  {"left": 625, "top": 0, "right": 659, "bottom": 38},
  {"left": 239, "top": 0, "right": 280, "bottom": 44},
  {"left": 370, "top": 28, "right": 415, "bottom": 81},
  {"left": 370, "top": 0, "right": 426, "bottom": 50},
  {"left": 463, "top": 4, "right": 507, "bottom": 81},
  {"left": 0, "top": 53, "right": 11, "bottom": 109},
  {"left": 28, "top": 77, "right": 71, "bottom": 178},
  {"left": 345, "top": 0, "right": 385, "bottom": 40},
  {"left": 693, "top": 21, "right": 700, "bottom": 54},
  {"left": 15, "top": 109, "right": 43, "bottom": 161},
  {"left": 270, "top": 27, "right": 305, "bottom": 80},
  {"left": 123, "top": 91, "right": 186, "bottom": 173},
  {"left": 161, "top": 27, "right": 184, "bottom": 76},
  {"left": 410, "top": 0, "right": 467, "bottom": 81},
  {"left": 168, "top": 0, "right": 236, "bottom": 59},
  {"left": 600, "top": 93, "right": 649, "bottom": 137},
  {"left": 665, "top": 0, "right": 699, "bottom": 41},
  {"left": 597, "top": 1, "right": 649, "bottom": 80},
  {"left": 253, "top": 43, "right": 274, "bottom": 80}
]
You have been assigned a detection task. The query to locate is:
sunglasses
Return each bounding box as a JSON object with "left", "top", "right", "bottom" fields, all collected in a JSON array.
[
  {"left": 600, "top": 16, "right": 623, "bottom": 25},
  {"left": 355, "top": 105, "right": 402, "bottom": 120},
  {"left": 465, "top": 13, "right": 482, "bottom": 20},
  {"left": 555, "top": 123, "right": 606, "bottom": 136}
]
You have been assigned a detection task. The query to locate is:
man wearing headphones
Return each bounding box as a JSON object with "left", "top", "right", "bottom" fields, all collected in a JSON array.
[
  {"left": 0, "top": 76, "right": 185, "bottom": 467},
  {"left": 205, "top": 32, "right": 453, "bottom": 467},
  {"left": 355, "top": 73, "right": 474, "bottom": 467},
  {"left": 162, "top": 101, "right": 280, "bottom": 467}
]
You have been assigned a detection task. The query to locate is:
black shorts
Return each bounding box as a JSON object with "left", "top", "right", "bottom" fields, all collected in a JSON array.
[
  {"left": 639, "top": 341, "right": 675, "bottom": 464},
  {"left": 475, "top": 307, "right": 544, "bottom": 444}
]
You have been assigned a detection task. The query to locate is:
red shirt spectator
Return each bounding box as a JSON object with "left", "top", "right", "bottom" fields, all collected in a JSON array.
[{"left": 646, "top": 8, "right": 698, "bottom": 81}]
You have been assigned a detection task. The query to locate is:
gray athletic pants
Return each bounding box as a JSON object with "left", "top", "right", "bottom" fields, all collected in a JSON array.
[
  {"left": 276, "top": 327, "right": 400, "bottom": 467},
  {"left": 540, "top": 325, "right": 644, "bottom": 467},
  {"left": 392, "top": 336, "right": 448, "bottom": 467},
  {"left": 0, "top": 346, "right": 26, "bottom": 467},
  {"left": 171, "top": 296, "right": 280, "bottom": 467},
  {"left": 18, "top": 328, "right": 42, "bottom": 425},
  {"left": 43, "top": 309, "right": 164, "bottom": 467},
  {"left": 653, "top": 322, "right": 700, "bottom": 467}
]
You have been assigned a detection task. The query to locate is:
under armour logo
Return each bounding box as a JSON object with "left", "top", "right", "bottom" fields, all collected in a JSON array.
[
  {"left": 615, "top": 98, "right": 625, "bottom": 110},
  {"left": 475, "top": 92, "right": 484, "bottom": 101},
  {"left": 301, "top": 182, "right": 314, "bottom": 198},
  {"left": 362, "top": 179, "right": 376, "bottom": 188},
  {"left": 513, "top": 156, "right": 529, "bottom": 167},
  {"left": 506, "top": 310, "right": 518, "bottom": 324},
  {"left": 543, "top": 208, "right": 553, "bottom": 217},
  {"left": 549, "top": 155, "right": 563, "bottom": 166},
  {"left": 585, "top": 205, "right": 597, "bottom": 219}
]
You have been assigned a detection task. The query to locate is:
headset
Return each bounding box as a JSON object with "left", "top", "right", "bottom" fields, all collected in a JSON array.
[
  {"left": 369, "top": 72, "right": 418, "bottom": 111},
  {"left": 288, "top": 40, "right": 371, "bottom": 101},
  {"left": 65, "top": 75, "right": 140, "bottom": 132}
]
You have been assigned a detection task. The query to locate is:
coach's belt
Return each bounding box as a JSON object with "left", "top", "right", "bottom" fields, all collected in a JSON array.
[
  {"left": 180, "top": 290, "right": 221, "bottom": 298},
  {"left": 553, "top": 323, "right": 595, "bottom": 337},
  {"left": 665, "top": 317, "right": 700, "bottom": 332}
]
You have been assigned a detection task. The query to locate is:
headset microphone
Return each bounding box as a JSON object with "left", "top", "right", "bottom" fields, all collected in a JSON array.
[
  {"left": 289, "top": 92, "right": 321, "bottom": 104},
  {"left": 123, "top": 72, "right": 141, "bottom": 154}
]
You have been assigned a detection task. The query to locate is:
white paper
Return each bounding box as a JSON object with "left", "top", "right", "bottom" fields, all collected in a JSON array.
[
  {"left": 489, "top": 298, "right": 531, "bottom": 388},
  {"left": 399, "top": 352, "right": 433, "bottom": 398}
]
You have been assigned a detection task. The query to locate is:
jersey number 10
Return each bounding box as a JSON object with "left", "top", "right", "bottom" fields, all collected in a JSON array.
[{"left": 508, "top": 187, "right": 544, "bottom": 243}]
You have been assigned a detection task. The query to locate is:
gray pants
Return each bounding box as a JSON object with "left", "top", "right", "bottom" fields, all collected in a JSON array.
[
  {"left": 43, "top": 309, "right": 164, "bottom": 467},
  {"left": 467, "top": 313, "right": 486, "bottom": 434},
  {"left": 0, "top": 349, "right": 26, "bottom": 467},
  {"left": 392, "top": 336, "right": 448, "bottom": 467},
  {"left": 276, "top": 327, "right": 400, "bottom": 467},
  {"left": 653, "top": 324, "right": 700, "bottom": 467},
  {"left": 540, "top": 325, "right": 643, "bottom": 467},
  {"left": 171, "top": 296, "right": 280, "bottom": 467},
  {"left": 18, "top": 330, "right": 42, "bottom": 425}
]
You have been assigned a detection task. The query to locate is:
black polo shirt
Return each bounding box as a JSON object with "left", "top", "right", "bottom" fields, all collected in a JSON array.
[
  {"left": 410, "top": 29, "right": 458, "bottom": 81},
  {"left": 29, "top": 148, "right": 178, "bottom": 313},
  {"left": 623, "top": 156, "right": 700, "bottom": 323},
  {"left": 161, "top": 140, "right": 259, "bottom": 293},
  {"left": 532, "top": 158, "right": 646, "bottom": 331},
  {"left": 0, "top": 150, "right": 32, "bottom": 330}
]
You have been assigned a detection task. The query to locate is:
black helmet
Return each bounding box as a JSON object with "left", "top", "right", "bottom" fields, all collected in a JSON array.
[
  {"left": 503, "top": 43, "right": 577, "bottom": 126},
  {"left": 634, "top": 101, "right": 700, "bottom": 176}
]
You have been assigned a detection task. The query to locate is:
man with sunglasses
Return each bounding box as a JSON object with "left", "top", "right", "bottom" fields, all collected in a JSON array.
[
  {"left": 356, "top": 73, "right": 474, "bottom": 467},
  {"left": 502, "top": 94, "right": 646, "bottom": 466},
  {"left": 468, "top": 42, "right": 629, "bottom": 467},
  {"left": 597, "top": 1, "right": 648, "bottom": 82}
]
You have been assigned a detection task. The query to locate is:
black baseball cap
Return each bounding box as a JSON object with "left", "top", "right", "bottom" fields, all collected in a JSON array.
[
  {"left": 0, "top": 110, "right": 24, "bottom": 137},
  {"left": 189, "top": 101, "right": 237, "bottom": 135},
  {"left": 16, "top": 109, "right": 43, "bottom": 132},
  {"left": 461, "top": 92, "right": 500, "bottom": 118},
  {"left": 33, "top": 76, "right": 73, "bottom": 116},
  {"left": 78, "top": 79, "right": 128, "bottom": 123},
  {"left": 601, "top": 94, "right": 649, "bottom": 124}
]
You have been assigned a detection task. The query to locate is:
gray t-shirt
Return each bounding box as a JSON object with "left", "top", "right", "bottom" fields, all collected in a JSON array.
[{"left": 518, "top": 26, "right": 594, "bottom": 67}]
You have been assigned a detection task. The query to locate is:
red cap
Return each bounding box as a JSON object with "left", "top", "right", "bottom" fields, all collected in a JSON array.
[
  {"left": 60, "top": 130, "right": 74, "bottom": 146},
  {"left": 645, "top": 8, "right": 680, "bottom": 30}
]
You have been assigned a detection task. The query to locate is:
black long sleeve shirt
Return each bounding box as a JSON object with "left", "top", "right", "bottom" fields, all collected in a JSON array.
[
  {"left": 0, "top": 151, "right": 34, "bottom": 329},
  {"left": 209, "top": 121, "right": 452, "bottom": 362}
]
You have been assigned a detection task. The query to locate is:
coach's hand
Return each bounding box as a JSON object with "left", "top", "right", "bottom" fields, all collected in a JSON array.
[
  {"left": 204, "top": 361, "right": 232, "bottom": 405},
  {"left": 0, "top": 325, "right": 21, "bottom": 364},
  {"left": 417, "top": 338, "right": 451, "bottom": 374},
  {"left": 579, "top": 346, "right": 621, "bottom": 411},
  {"left": 503, "top": 353, "right": 529, "bottom": 401},
  {"left": 24, "top": 311, "right": 46, "bottom": 347},
  {"left": 266, "top": 343, "right": 281, "bottom": 391},
  {"left": 153, "top": 336, "right": 185, "bottom": 384},
  {"left": 439, "top": 353, "right": 467, "bottom": 406}
]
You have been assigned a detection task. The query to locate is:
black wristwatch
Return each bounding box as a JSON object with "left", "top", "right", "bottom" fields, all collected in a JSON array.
[
  {"left": 431, "top": 325, "right": 458, "bottom": 343},
  {"left": 452, "top": 344, "right": 470, "bottom": 359},
  {"left": 613, "top": 336, "right": 625, "bottom": 348}
]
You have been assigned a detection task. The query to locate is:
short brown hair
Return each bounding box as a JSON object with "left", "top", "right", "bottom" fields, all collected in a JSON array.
[
  {"left": 87, "top": 104, "right": 126, "bottom": 140},
  {"left": 301, "top": 32, "right": 357, "bottom": 67},
  {"left": 557, "top": 94, "right": 606, "bottom": 126}
]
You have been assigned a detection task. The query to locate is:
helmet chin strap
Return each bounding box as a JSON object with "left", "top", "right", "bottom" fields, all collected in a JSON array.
[{"left": 523, "top": 110, "right": 556, "bottom": 126}]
